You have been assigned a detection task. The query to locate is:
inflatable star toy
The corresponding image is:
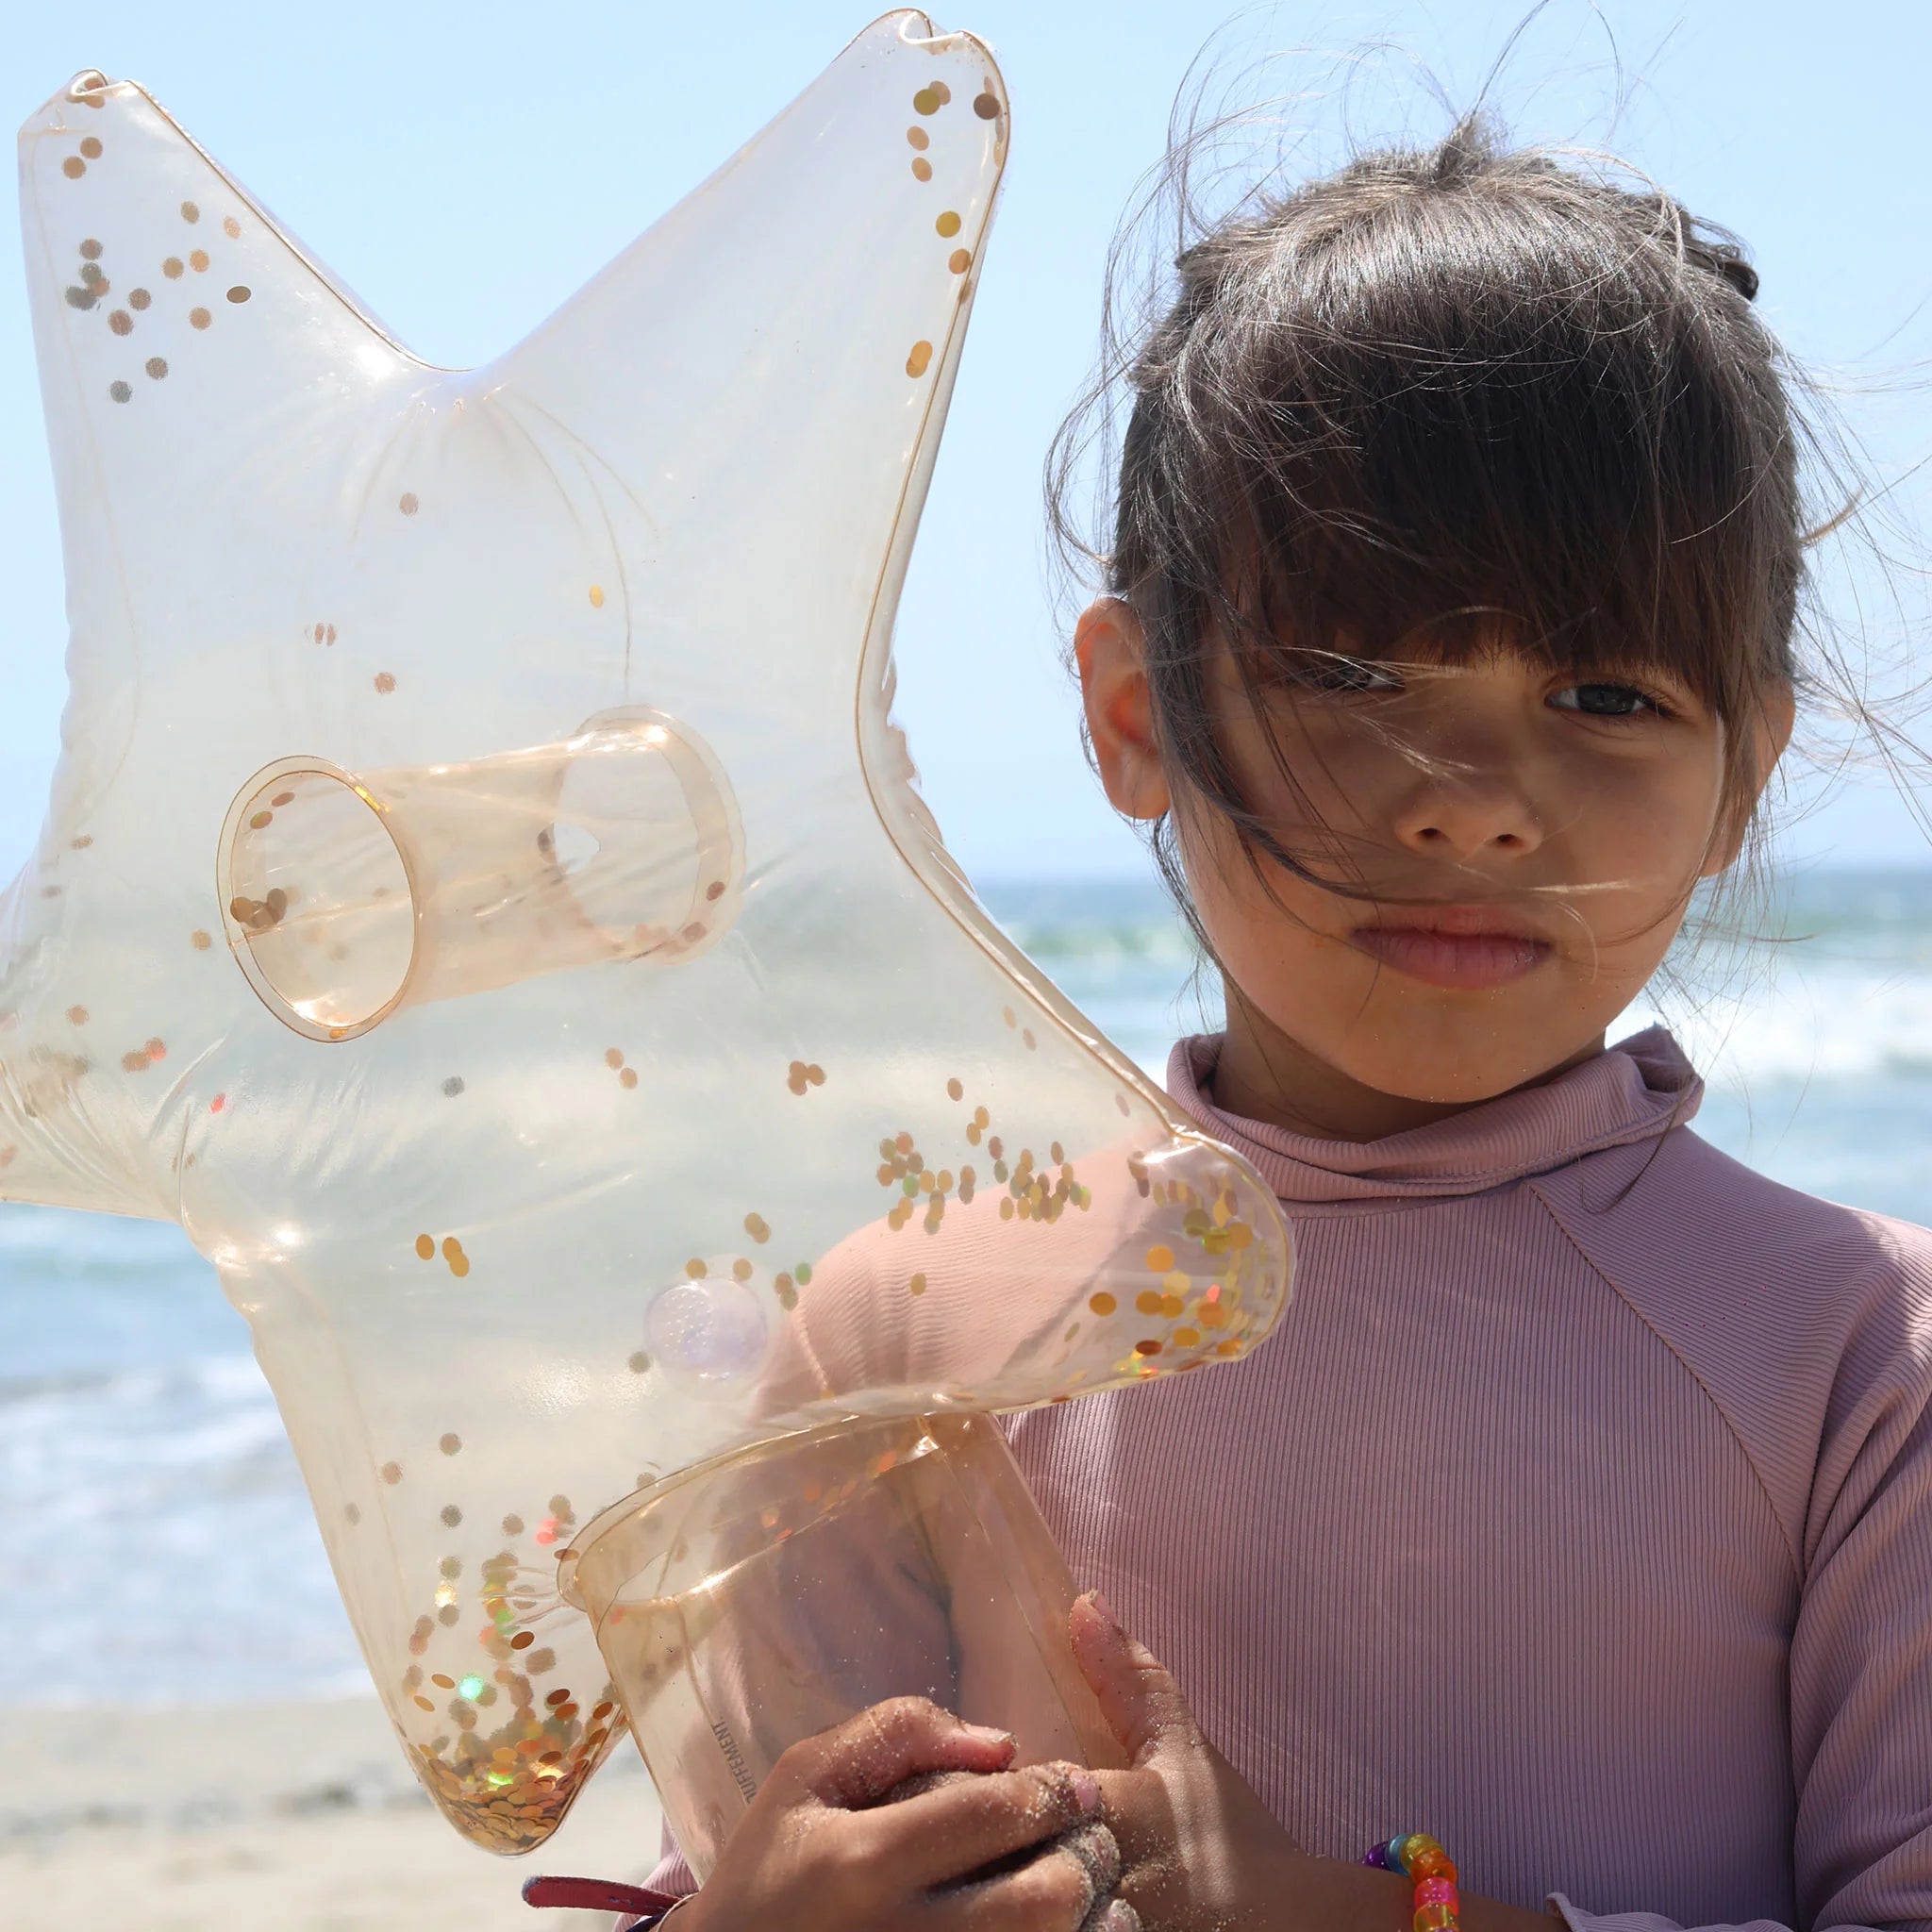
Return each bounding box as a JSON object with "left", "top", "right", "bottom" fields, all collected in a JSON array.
[{"left": 1, "top": 11, "right": 1290, "bottom": 1857}]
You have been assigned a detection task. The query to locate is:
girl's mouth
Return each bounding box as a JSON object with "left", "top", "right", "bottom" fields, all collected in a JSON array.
[{"left": 1347, "top": 919, "right": 1552, "bottom": 991}]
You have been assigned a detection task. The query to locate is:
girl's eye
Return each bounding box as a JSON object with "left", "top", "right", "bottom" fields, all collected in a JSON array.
[
  {"left": 1552, "top": 681, "right": 1665, "bottom": 719},
  {"left": 1291, "top": 656, "right": 1403, "bottom": 696}
]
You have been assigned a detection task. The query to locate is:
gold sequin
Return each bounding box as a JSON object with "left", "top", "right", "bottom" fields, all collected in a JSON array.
[
  {"left": 398, "top": 492, "right": 419, "bottom": 515},
  {"left": 189, "top": 248, "right": 209, "bottom": 272},
  {"left": 180, "top": 200, "right": 200, "bottom": 223},
  {"left": 440, "top": 1432, "right": 462, "bottom": 1456},
  {"left": 128, "top": 288, "right": 150, "bottom": 309},
  {"left": 946, "top": 1077, "right": 963, "bottom": 1101},
  {"left": 415, "top": 1233, "right": 435, "bottom": 1259},
  {"left": 974, "top": 92, "right": 1001, "bottom": 119},
  {"left": 936, "top": 210, "right": 962, "bottom": 238},
  {"left": 949, "top": 248, "right": 972, "bottom": 274},
  {"left": 906, "top": 341, "right": 933, "bottom": 377},
  {"left": 732, "top": 1258, "right": 753, "bottom": 1282},
  {"left": 1090, "top": 1291, "right": 1117, "bottom": 1316},
  {"left": 907, "top": 126, "right": 929, "bottom": 149},
  {"left": 62, "top": 157, "right": 84, "bottom": 179},
  {"left": 589, "top": 584, "right": 605, "bottom": 608},
  {"left": 108, "top": 309, "right": 131, "bottom": 335},
  {"left": 66, "top": 1006, "right": 88, "bottom": 1025},
  {"left": 441, "top": 1505, "right": 462, "bottom": 1526},
  {"left": 382, "top": 1461, "right": 403, "bottom": 1484},
  {"left": 744, "top": 1212, "right": 771, "bottom": 1243},
  {"left": 190, "top": 308, "right": 210, "bottom": 329},
  {"left": 911, "top": 158, "right": 932, "bottom": 182},
  {"left": 145, "top": 357, "right": 167, "bottom": 380},
  {"left": 627, "top": 1350, "right": 651, "bottom": 1374},
  {"left": 620, "top": 1067, "right": 638, "bottom": 1090},
  {"left": 442, "top": 1238, "right": 470, "bottom": 1278},
  {"left": 374, "top": 672, "right": 396, "bottom": 693},
  {"left": 686, "top": 1257, "right": 707, "bottom": 1279},
  {"left": 226, "top": 285, "right": 250, "bottom": 304},
  {"left": 192, "top": 930, "right": 211, "bottom": 950},
  {"left": 912, "top": 86, "right": 941, "bottom": 114},
  {"left": 908, "top": 1272, "right": 927, "bottom": 1296},
  {"left": 223, "top": 215, "right": 242, "bottom": 238},
  {"left": 162, "top": 258, "right": 183, "bottom": 279}
]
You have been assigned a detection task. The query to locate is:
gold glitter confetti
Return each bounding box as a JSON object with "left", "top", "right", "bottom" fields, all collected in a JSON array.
[
  {"left": 62, "top": 157, "right": 84, "bottom": 179},
  {"left": 950, "top": 247, "right": 972, "bottom": 274},
  {"left": 442, "top": 1238, "right": 470, "bottom": 1278},
  {"left": 374, "top": 672, "right": 396, "bottom": 693},
  {"left": 382, "top": 1461, "right": 403, "bottom": 1484},
  {"left": 906, "top": 341, "right": 933, "bottom": 377},
  {"left": 66, "top": 1006, "right": 88, "bottom": 1025},
  {"left": 911, "top": 158, "right": 933, "bottom": 182},
  {"left": 180, "top": 200, "right": 199, "bottom": 223},
  {"left": 1090, "top": 1291, "right": 1116, "bottom": 1316},
  {"left": 743, "top": 1212, "right": 770, "bottom": 1243},
  {"left": 974, "top": 92, "right": 1001, "bottom": 119},
  {"left": 399, "top": 492, "right": 419, "bottom": 515},
  {"left": 189, "top": 249, "right": 209, "bottom": 272},
  {"left": 912, "top": 86, "right": 941, "bottom": 114},
  {"left": 936, "top": 210, "right": 962, "bottom": 238},
  {"left": 190, "top": 307, "right": 210, "bottom": 329},
  {"left": 946, "top": 1077, "right": 963, "bottom": 1101},
  {"left": 226, "top": 284, "right": 250, "bottom": 304},
  {"left": 908, "top": 1272, "right": 926, "bottom": 1295},
  {"left": 440, "top": 1432, "right": 462, "bottom": 1456},
  {"left": 145, "top": 357, "right": 167, "bottom": 380},
  {"left": 223, "top": 215, "right": 241, "bottom": 238},
  {"left": 907, "top": 126, "right": 929, "bottom": 149},
  {"left": 128, "top": 288, "right": 150, "bottom": 309},
  {"left": 162, "top": 258, "right": 184, "bottom": 279},
  {"left": 415, "top": 1233, "right": 435, "bottom": 1259},
  {"left": 588, "top": 583, "right": 605, "bottom": 608}
]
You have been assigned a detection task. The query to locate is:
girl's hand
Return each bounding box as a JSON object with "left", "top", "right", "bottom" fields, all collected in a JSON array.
[
  {"left": 679, "top": 1693, "right": 1141, "bottom": 1932},
  {"left": 1071, "top": 1597, "right": 1559, "bottom": 1932},
  {"left": 1069, "top": 1593, "right": 1311, "bottom": 1931}
]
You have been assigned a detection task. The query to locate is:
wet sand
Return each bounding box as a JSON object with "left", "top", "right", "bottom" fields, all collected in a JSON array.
[{"left": 1, "top": 1697, "right": 665, "bottom": 1930}]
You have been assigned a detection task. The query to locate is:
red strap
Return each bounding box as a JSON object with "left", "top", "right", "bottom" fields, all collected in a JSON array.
[{"left": 520, "top": 1874, "right": 683, "bottom": 1917}]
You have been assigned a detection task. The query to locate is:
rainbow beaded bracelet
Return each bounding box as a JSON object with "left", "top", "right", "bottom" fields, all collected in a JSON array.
[{"left": 1364, "top": 1832, "right": 1460, "bottom": 1932}]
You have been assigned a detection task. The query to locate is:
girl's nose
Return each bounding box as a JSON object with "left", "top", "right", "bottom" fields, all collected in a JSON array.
[{"left": 1389, "top": 765, "right": 1545, "bottom": 861}]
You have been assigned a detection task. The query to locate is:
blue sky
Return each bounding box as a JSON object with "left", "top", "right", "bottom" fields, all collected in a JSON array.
[{"left": 3, "top": 2, "right": 1928, "bottom": 883}]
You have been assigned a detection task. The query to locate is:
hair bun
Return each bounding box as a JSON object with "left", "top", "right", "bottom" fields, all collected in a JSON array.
[{"left": 1713, "top": 250, "right": 1759, "bottom": 303}]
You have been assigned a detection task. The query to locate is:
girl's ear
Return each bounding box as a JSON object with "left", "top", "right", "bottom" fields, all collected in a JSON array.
[
  {"left": 1075, "top": 598, "right": 1172, "bottom": 822},
  {"left": 1704, "top": 678, "right": 1797, "bottom": 876}
]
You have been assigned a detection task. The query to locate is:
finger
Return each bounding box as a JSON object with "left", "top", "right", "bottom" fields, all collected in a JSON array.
[
  {"left": 928, "top": 1821, "right": 1124, "bottom": 1932},
  {"left": 1082, "top": 1903, "right": 1143, "bottom": 1932},
  {"left": 784, "top": 1695, "right": 1015, "bottom": 1807},
  {"left": 1069, "top": 1592, "right": 1201, "bottom": 1769},
  {"left": 877, "top": 1760, "right": 1105, "bottom": 1891}
]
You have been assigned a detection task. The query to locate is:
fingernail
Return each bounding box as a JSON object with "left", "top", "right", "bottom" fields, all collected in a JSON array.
[
  {"left": 958, "top": 1722, "right": 1015, "bottom": 1751},
  {"left": 1088, "top": 1590, "right": 1122, "bottom": 1632},
  {"left": 1099, "top": 1902, "right": 1143, "bottom": 1932},
  {"left": 1072, "top": 1769, "right": 1103, "bottom": 1815}
]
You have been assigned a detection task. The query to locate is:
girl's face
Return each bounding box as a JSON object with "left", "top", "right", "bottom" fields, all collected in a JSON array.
[{"left": 1077, "top": 601, "right": 1793, "bottom": 1135}]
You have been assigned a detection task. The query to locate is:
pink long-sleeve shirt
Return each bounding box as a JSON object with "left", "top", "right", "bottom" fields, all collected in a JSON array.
[{"left": 646, "top": 1027, "right": 1932, "bottom": 1930}]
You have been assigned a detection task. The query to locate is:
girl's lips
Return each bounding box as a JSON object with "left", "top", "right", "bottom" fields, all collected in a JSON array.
[{"left": 1348, "top": 924, "right": 1552, "bottom": 990}]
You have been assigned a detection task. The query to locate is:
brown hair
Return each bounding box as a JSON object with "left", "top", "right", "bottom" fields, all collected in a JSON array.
[{"left": 1046, "top": 107, "right": 1880, "bottom": 942}]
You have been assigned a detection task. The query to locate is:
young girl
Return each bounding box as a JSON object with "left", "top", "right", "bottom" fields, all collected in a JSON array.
[{"left": 630, "top": 115, "right": 1932, "bottom": 1932}]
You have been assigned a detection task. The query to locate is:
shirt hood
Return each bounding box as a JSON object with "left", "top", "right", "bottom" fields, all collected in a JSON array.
[{"left": 1165, "top": 1025, "right": 1702, "bottom": 1207}]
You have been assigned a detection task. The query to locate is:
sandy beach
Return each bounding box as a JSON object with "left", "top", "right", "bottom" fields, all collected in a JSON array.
[{"left": 1, "top": 1698, "right": 665, "bottom": 1930}]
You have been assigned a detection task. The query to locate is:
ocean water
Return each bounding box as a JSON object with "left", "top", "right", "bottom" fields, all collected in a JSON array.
[{"left": 5, "top": 868, "right": 1931, "bottom": 1706}]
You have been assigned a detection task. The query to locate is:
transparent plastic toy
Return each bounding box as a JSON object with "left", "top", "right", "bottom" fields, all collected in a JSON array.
[{"left": 1, "top": 12, "right": 1291, "bottom": 1861}]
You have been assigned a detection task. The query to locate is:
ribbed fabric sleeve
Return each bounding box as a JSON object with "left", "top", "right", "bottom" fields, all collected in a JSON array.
[{"left": 637, "top": 1028, "right": 1932, "bottom": 1931}]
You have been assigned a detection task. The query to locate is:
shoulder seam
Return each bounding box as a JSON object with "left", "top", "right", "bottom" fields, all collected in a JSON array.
[{"left": 1527, "top": 1175, "right": 1804, "bottom": 1578}]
